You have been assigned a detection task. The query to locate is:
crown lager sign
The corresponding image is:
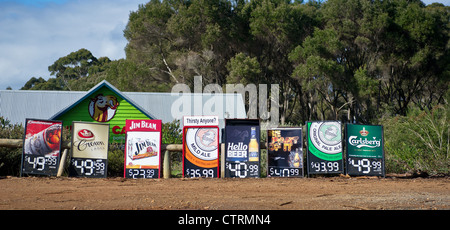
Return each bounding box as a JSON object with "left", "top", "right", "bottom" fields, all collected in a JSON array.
[
  {"left": 69, "top": 122, "right": 109, "bottom": 178},
  {"left": 345, "top": 124, "right": 385, "bottom": 176},
  {"left": 306, "top": 121, "right": 343, "bottom": 175},
  {"left": 183, "top": 116, "right": 220, "bottom": 178}
]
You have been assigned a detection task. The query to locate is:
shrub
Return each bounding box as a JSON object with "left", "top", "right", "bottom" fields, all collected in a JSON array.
[
  {"left": 383, "top": 105, "right": 449, "bottom": 175},
  {"left": 0, "top": 117, "right": 24, "bottom": 176}
]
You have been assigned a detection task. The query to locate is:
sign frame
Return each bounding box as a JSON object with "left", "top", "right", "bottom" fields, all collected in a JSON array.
[
  {"left": 124, "top": 119, "right": 162, "bottom": 179},
  {"left": 224, "top": 118, "right": 261, "bottom": 178},
  {"left": 20, "top": 118, "right": 63, "bottom": 177},
  {"left": 306, "top": 120, "right": 344, "bottom": 176},
  {"left": 68, "top": 121, "right": 110, "bottom": 178},
  {"left": 345, "top": 123, "right": 385, "bottom": 177},
  {"left": 267, "top": 127, "right": 304, "bottom": 178},
  {"left": 182, "top": 116, "right": 220, "bottom": 178}
]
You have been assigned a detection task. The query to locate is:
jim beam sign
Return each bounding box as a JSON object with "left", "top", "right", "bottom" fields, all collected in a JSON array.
[
  {"left": 125, "top": 120, "right": 162, "bottom": 179},
  {"left": 69, "top": 122, "right": 109, "bottom": 178},
  {"left": 345, "top": 124, "right": 385, "bottom": 177},
  {"left": 183, "top": 116, "right": 220, "bottom": 178},
  {"left": 306, "top": 121, "right": 343, "bottom": 176}
]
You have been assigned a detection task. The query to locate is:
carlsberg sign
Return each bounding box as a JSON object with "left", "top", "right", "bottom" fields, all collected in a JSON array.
[
  {"left": 348, "top": 136, "right": 381, "bottom": 149},
  {"left": 346, "top": 124, "right": 383, "bottom": 158}
]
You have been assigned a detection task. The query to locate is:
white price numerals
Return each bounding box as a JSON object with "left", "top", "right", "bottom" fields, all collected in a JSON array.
[
  {"left": 25, "top": 156, "right": 57, "bottom": 171},
  {"left": 73, "top": 159, "right": 105, "bottom": 176},
  {"left": 226, "top": 162, "right": 258, "bottom": 178},
  {"left": 349, "top": 158, "right": 381, "bottom": 174},
  {"left": 310, "top": 161, "right": 339, "bottom": 172},
  {"left": 129, "top": 169, "right": 155, "bottom": 178},
  {"left": 269, "top": 168, "right": 301, "bottom": 177},
  {"left": 186, "top": 168, "right": 214, "bottom": 178}
]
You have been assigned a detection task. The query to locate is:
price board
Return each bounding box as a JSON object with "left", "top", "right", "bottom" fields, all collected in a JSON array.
[
  {"left": 69, "top": 122, "right": 109, "bottom": 178},
  {"left": 267, "top": 128, "right": 303, "bottom": 177},
  {"left": 345, "top": 124, "right": 385, "bottom": 176},
  {"left": 21, "top": 119, "right": 63, "bottom": 176},
  {"left": 124, "top": 119, "right": 162, "bottom": 179},
  {"left": 225, "top": 119, "right": 260, "bottom": 178},
  {"left": 182, "top": 116, "right": 219, "bottom": 178},
  {"left": 306, "top": 121, "right": 343, "bottom": 176}
]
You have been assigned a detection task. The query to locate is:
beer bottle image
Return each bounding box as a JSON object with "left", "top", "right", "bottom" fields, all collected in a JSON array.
[
  {"left": 248, "top": 127, "right": 259, "bottom": 161},
  {"left": 293, "top": 148, "right": 301, "bottom": 168}
]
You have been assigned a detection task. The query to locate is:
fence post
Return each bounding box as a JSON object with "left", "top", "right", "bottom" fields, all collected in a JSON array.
[
  {"left": 221, "top": 143, "right": 225, "bottom": 178},
  {"left": 163, "top": 150, "right": 171, "bottom": 179},
  {"left": 57, "top": 149, "right": 68, "bottom": 177}
]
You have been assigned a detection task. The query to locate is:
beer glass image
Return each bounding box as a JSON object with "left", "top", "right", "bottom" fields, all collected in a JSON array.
[{"left": 24, "top": 123, "right": 62, "bottom": 156}]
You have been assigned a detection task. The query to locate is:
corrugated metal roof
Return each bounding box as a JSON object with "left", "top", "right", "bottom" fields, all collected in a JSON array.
[{"left": 0, "top": 89, "right": 246, "bottom": 127}]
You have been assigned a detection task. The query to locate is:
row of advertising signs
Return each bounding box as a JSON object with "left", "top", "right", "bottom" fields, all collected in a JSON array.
[{"left": 20, "top": 117, "right": 385, "bottom": 178}]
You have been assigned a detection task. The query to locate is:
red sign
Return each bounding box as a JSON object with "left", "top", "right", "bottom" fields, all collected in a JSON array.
[
  {"left": 22, "top": 119, "right": 63, "bottom": 176},
  {"left": 124, "top": 120, "right": 162, "bottom": 179},
  {"left": 182, "top": 116, "right": 220, "bottom": 178}
]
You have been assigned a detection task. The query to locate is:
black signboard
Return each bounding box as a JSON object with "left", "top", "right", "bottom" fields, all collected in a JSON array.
[
  {"left": 267, "top": 128, "right": 303, "bottom": 177},
  {"left": 68, "top": 122, "right": 109, "bottom": 178},
  {"left": 345, "top": 124, "right": 385, "bottom": 176},
  {"left": 21, "top": 119, "right": 63, "bottom": 176},
  {"left": 224, "top": 119, "right": 260, "bottom": 178},
  {"left": 306, "top": 121, "right": 343, "bottom": 176}
]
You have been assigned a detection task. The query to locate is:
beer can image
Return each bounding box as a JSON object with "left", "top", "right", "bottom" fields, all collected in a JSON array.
[{"left": 24, "top": 123, "right": 62, "bottom": 156}]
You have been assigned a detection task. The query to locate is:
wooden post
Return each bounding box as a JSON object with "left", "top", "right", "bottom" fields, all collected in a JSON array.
[
  {"left": 221, "top": 143, "right": 225, "bottom": 178},
  {"left": 57, "top": 149, "right": 68, "bottom": 177},
  {"left": 163, "top": 150, "right": 171, "bottom": 179}
]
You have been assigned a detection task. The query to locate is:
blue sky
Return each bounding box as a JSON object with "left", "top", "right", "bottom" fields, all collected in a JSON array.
[
  {"left": 0, "top": 0, "right": 146, "bottom": 90},
  {"left": 0, "top": 0, "right": 449, "bottom": 90}
]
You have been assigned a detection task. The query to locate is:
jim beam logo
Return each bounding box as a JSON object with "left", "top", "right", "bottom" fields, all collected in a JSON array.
[
  {"left": 348, "top": 127, "right": 381, "bottom": 149},
  {"left": 309, "top": 122, "right": 342, "bottom": 154},
  {"left": 74, "top": 129, "right": 106, "bottom": 151}
]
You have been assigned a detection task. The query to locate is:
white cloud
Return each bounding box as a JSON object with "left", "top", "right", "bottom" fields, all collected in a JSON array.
[{"left": 0, "top": 0, "right": 146, "bottom": 90}]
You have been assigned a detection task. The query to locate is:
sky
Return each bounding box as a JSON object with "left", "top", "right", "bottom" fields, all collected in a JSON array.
[
  {"left": 0, "top": 0, "right": 449, "bottom": 90},
  {"left": 0, "top": 0, "right": 147, "bottom": 90}
]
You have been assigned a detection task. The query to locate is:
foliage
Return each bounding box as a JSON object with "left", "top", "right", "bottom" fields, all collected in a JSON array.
[
  {"left": 0, "top": 117, "right": 24, "bottom": 176},
  {"left": 383, "top": 103, "right": 449, "bottom": 175},
  {"left": 162, "top": 120, "right": 182, "bottom": 144},
  {"left": 21, "top": 0, "right": 449, "bottom": 126}
]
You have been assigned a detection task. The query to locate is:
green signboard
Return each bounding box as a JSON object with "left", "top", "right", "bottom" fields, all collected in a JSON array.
[
  {"left": 306, "top": 121, "right": 343, "bottom": 175},
  {"left": 345, "top": 124, "right": 385, "bottom": 176},
  {"left": 51, "top": 81, "right": 154, "bottom": 143}
]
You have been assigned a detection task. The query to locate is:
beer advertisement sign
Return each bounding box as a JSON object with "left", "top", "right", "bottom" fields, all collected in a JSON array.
[
  {"left": 267, "top": 128, "right": 303, "bottom": 177},
  {"left": 225, "top": 119, "right": 260, "bottom": 178},
  {"left": 124, "top": 119, "right": 162, "bottom": 179},
  {"left": 306, "top": 121, "right": 343, "bottom": 175},
  {"left": 69, "top": 122, "right": 109, "bottom": 178},
  {"left": 345, "top": 124, "right": 385, "bottom": 176},
  {"left": 183, "top": 116, "right": 219, "bottom": 178},
  {"left": 21, "top": 119, "right": 63, "bottom": 176}
]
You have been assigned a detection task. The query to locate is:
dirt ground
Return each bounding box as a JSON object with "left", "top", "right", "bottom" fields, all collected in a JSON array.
[{"left": 0, "top": 175, "right": 448, "bottom": 210}]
